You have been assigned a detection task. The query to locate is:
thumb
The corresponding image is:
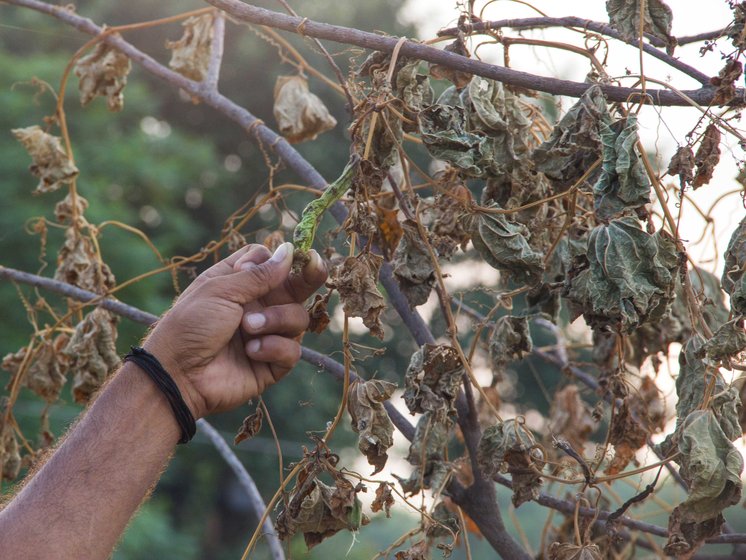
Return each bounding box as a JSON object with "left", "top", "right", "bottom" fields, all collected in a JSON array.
[{"left": 212, "top": 242, "right": 294, "bottom": 304}]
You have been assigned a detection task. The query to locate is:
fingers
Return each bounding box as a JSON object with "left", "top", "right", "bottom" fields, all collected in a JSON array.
[
  {"left": 208, "top": 242, "right": 294, "bottom": 305},
  {"left": 245, "top": 335, "right": 301, "bottom": 382},
  {"left": 181, "top": 245, "right": 269, "bottom": 298},
  {"left": 242, "top": 303, "right": 309, "bottom": 337},
  {"left": 260, "top": 249, "right": 328, "bottom": 306}
]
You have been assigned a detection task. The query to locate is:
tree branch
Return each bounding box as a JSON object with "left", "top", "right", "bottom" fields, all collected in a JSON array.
[
  {"left": 204, "top": 10, "right": 226, "bottom": 91},
  {"left": 205, "top": 0, "right": 734, "bottom": 106},
  {"left": 437, "top": 16, "right": 711, "bottom": 85}
]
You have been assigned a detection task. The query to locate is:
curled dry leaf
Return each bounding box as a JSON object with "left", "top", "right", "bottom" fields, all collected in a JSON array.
[
  {"left": 273, "top": 75, "right": 337, "bottom": 144},
  {"left": 12, "top": 126, "right": 79, "bottom": 194},
  {"left": 428, "top": 35, "right": 472, "bottom": 89},
  {"left": 532, "top": 85, "right": 606, "bottom": 190},
  {"left": 564, "top": 216, "right": 678, "bottom": 333},
  {"left": 347, "top": 379, "right": 396, "bottom": 474},
  {"left": 395, "top": 59, "right": 434, "bottom": 132},
  {"left": 606, "top": 0, "right": 675, "bottom": 52},
  {"left": 710, "top": 59, "right": 743, "bottom": 106},
  {"left": 234, "top": 406, "right": 263, "bottom": 445},
  {"left": 593, "top": 115, "right": 651, "bottom": 221},
  {"left": 488, "top": 315, "right": 532, "bottom": 379},
  {"left": 306, "top": 292, "right": 331, "bottom": 334},
  {"left": 426, "top": 501, "right": 460, "bottom": 538},
  {"left": 404, "top": 344, "right": 463, "bottom": 417},
  {"left": 397, "top": 410, "right": 452, "bottom": 496},
  {"left": 64, "top": 308, "right": 120, "bottom": 403},
  {"left": 666, "top": 146, "right": 695, "bottom": 189},
  {"left": 74, "top": 39, "right": 131, "bottom": 111},
  {"left": 548, "top": 385, "right": 595, "bottom": 454},
  {"left": 392, "top": 221, "right": 436, "bottom": 308},
  {"left": 606, "top": 378, "right": 666, "bottom": 475},
  {"left": 477, "top": 419, "right": 543, "bottom": 507},
  {"left": 548, "top": 542, "right": 602, "bottom": 560},
  {"left": 371, "top": 482, "right": 395, "bottom": 517},
  {"left": 701, "top": 319, "right": 746, "bottom": 364},
  {"left": 722, "top": 215, "right": 746, "bottom": 316},
  {"left": 466, "top": 206, "right": 545, "bottom": 286},
  {"left": 327, "top": 253, "right": 386, "bottom": 339},
  {"left": 276, "top": 477, "right": 367, "bottom": 549},
  {"left": 395, "top": 539, "right": 429, "bottom": 560},
  {"left": 422, "top": 184, "right": 472, "bottom": 259},
  {"left": 692, "top": 124, "right": 721, "bottom": 189},
  {"left": 166, "top": 13, "right": 214, "bottom": 82},
  {"left": 54, "top": 193, "right": 89, "bottom": 225},
  {"left": 1, "top": 335, "right": 69, "bottom": 403},
  {"left": 55, "top": 227, "right": 116, "bottom": 294},
  {"left": 0, "top": 401, "right": 21, "bottom": 482}
]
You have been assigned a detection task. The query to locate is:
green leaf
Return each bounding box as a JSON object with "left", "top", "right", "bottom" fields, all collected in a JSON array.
[
  {"left": 722, "top": 216, "right": 746, "bottom": 315},
  {"left": 477, "top": 419, "right": 543, "bottom": 507},
  {"left": 533, "top": 85, "right": 607, "bottom": 190},
  {"left": 466, "top": 205, "right": 545, "bottom": 286},
  {"left": 564, "top": 216, "right": 678, "bottom": 332},
  {"left": 606, "top": 0, "right": 674, "bottom": 50},
  {"left": 593, "top": 115, "right": 651, "bottom": 220}
]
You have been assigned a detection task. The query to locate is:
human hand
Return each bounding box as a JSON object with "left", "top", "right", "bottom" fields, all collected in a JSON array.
[{"left": 142, "top": 242, "right": 327, "bottom": 418}]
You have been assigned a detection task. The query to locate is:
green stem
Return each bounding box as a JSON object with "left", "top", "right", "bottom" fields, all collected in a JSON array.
[{"left": 292, "top": 154, "right": 361, "bottom": 253}]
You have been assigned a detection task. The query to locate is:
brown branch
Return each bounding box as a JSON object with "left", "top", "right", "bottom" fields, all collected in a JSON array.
[
  {"left": 205, "top": 0, "right": 733, "bottom": 106},
  {"left": 437, "top": 16, "right": 712, "bottom": 85}
]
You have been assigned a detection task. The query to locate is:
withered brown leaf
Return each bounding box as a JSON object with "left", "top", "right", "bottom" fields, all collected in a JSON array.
[
  {"left": 548, "top": 385, "right": 595, "bottom": 454},
  {"left": 392, "top": 221, "right": 436, "bottom": 308},
  {"left": 429, "top": 35, "right": 472, "bottom": 89},
  {"left": 54, "top": 193, "right": 89, "bottom": 225},
  {"left": 74, "top": 39, "right": 131, "bottom": 111},
  {"left": 548, "top": 542, "right": 602, "bottom": 560},
  {"left": 347, "top": 379, "right": 396, "bottom": 474},
  {"left": 404, "top": 344, "right": 463, "bottom": 417},
  {"left": 234, "top": 406, "right": 263, "bottom": 445},
  {"left": 306, "top": 292, "right": 331, "bottom": 334},
  {"left": 667, "top": 145, "right": 695, "bottom": 188},
  {"left": 692, "top": 124, "right": 721, "bottom": 189},
  {"left": 64, "top": 308, "right": 120, "bottom": 403},
  {"left": 488, "top": 315, "right": 532, "bottom": 379},
  {"left": 395, "top": 539, "right": 429, "bottom": 560},
  {"left": 55, "top": 228, "right": 116, "bottom": 294},
  {"left": 710, "top": 59, "right": 743, "bottom": 106},
  {"left": 273, "top": 75, "right": 337, "bottom": 144},
  {"left": 327, "top": 253, "right": 386, "bottom": 339},
  {"left": 0, "top": 402, "right": 21, "bottom": 482},
  {"left": 371, "top": 482, "right": 395, "bottom": 517},
  {"left": 12, "top": 126, "right": 79, "bottom": 194},
  {"left": 166, "top": 13, "right": 214, "bottom": 82}
]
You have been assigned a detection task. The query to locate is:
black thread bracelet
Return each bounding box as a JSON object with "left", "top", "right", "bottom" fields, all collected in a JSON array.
[{"left": 124, "top": 346, "right": 196, "bottom": 444}]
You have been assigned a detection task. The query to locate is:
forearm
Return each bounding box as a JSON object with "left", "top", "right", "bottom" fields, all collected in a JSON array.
[{"left": 0, "top": 362, "right": 181, "bottom": 559}]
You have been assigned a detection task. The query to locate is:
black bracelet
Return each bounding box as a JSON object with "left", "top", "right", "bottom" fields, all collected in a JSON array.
[{"left": 124, "top": 346, "right": 197, "bottom": 444}]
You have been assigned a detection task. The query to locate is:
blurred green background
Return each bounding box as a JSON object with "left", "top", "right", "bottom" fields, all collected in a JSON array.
[{"left": 2, "top": 1, "right": 742, "bottom": 559}]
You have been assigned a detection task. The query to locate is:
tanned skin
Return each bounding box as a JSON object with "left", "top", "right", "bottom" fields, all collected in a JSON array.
[{"left": 0, "top": 242, "right": 327, "bottom": 559}]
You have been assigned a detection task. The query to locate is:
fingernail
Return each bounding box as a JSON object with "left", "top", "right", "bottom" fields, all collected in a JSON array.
[
  {"left": 245, "top": 313, "right": 266, "bottom": 330},
  {"left": 269, "top": 242, "right": 292, "bottom": 264},
  {"left": 248, "top": 339, "right": 261, "bottom": 353},
  {"left": 308, "top": 250, "right": 325, "bottom": 273}
]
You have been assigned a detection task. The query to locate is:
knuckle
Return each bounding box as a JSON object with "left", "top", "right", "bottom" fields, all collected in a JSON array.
[{"left": 244, "top": 263, "right": 273, "bottom": 287}]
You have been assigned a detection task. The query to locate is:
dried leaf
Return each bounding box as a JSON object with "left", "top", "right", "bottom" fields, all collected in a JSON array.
[
  {"left": 347, "top": 379, "right": 396, "bottom": 474},
  {"left": 55, "top": 227, "right": 116, "bottom": 294},
  {"left": 396, "top": 60, "right": 434, "bottom": 132},
  {"left": 30, "top": 335, "right": 69, "bottom": 402},
  {"left": 702, "top": 319, "right": 746, "bottom": 363},
  {"left": 564, "top": 216, "right": 678, "bottom": 333},
  {"left": 404, "top": 344, "right": 463, "bottom": 417},
  {"left": 395, "top": 539, "right": 429, "bottom": 560},
  {"left": 234, "top": 407, "right": 263, "bottom": 445},
  {"left": 276, "top": 478, "right": 366, "bottom": 549},
  {"left": 54, "top": 193, "right": 89, "bottom": 225},
  {"left": 64, "top": 308, "right": 120, "bottom": 403},
  {"left": 12, "top": 126, "right": 79, "bottom": 194},
  {"left": 606, "top": 0, "right": 675, "bottom": 51},
  {"left": 429, "top": 35, "right": 472, "bottom": 89},
  {"left": 397, "top": 410, "right": 452, "bottom": 496},
  {"left": 375, "top": 204, "right": 404, "bottom": 258},
  {"left": 307, "top": 292, "right": 331, "bottom": 334},
  {"left": 371, "top": 482, "right": 395, "bottom": 517},
  {"left": 533, "top": 85, "right": 607, "bottom": 190},
  {"left": 0, "top": 401, "right": 21, "bottom": 481},
  {"left": 667, "top": 146, "right": 695, "bottom": 189},
  {"left": 426, "top": 501, "right": 460, "bottom": 538},
  {"left": 593, "top": 115, "right": 651, "bottom": 220},
  {"left": 466, "top": 206, "right": 545, "bottom": 286},
  {"left": 665, "top": 410, "right": 744, "bottom": 556},
  {"left": 273, "top": 75, "right": 337, "bottom": 144},
  {"left": 692, "top": 124, "right": 721, "bottom": 188},
  {"left": 548, "top": 542, "right": 602, "bottom": 560},
  {"left": 422, "top": 185, "right": 473, "bottom": 258},
  {"left": 488, "top": 315, "right": 532, "bottom": 378},
  {"left": 392, "top": 221, "right": 436, "bottom": 308},
  {"left": 477, "top": 419, "right": 543, "bottom": 507},
  {"left": 548, "top": 385, "right": 595, "bottom": 454},
  {"left": 74, "top": 39, "right": 131, "bottom": 111},
  {"left": 710, "top": 59, "right": 743, "bottom": 106},
  {"left": 166, "top": 13, "right": 213, "bottom": 82},
  {"left": 327, "top": 253, "right": 386, "bottom": 339},
  {"left": 723, "top": 216, "right": 746, "bottom": 316}
]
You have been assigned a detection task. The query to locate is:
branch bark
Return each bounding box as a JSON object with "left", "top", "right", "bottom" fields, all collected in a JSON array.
[{"left": 205, "top": 0, "right": 735, "bottom": 106}]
